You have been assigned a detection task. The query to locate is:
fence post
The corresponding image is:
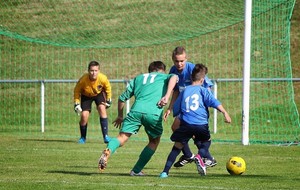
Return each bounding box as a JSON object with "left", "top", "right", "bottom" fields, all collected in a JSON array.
[{"left": 41, "top": 80, "right": 45, "bottom": 133}]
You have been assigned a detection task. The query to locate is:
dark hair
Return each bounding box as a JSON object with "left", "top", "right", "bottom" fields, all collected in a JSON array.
[
  {"left": 148, "top": 61, "right": 166, "bottom": 72},
  {"left": 172, "top": 46, "right": 186, "bottom": 59},
  {"left": 88, "top": 61, "right": 100, "bottom": 70},
  {"left": 198, "top": 63, "right": 208, "bottom": 74},
  {"left": 191, "top": 63, "right": 206, "bottom": 82}
]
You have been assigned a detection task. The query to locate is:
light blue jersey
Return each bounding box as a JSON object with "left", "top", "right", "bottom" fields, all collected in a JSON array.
[
  {"left": 169, "top": 62, "right": 213, "bottom": 92},
  {"left": 173, "top": 85, "right": 221, "bottom": 125}
]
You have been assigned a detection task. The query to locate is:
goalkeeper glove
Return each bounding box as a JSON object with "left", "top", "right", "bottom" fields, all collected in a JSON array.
[
  {"left": 104, "top": 99, "right": 112, "bottom": 109},
  {"left": 74, "top": 103, "right": 82, "bottom": 115}
]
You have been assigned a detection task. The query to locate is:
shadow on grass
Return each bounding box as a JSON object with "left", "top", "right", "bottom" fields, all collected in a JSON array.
[
  {"left": 47, "top": 170, "right": 280, "bottom": 179},
  {"left": 20, "top": 138, "right": 75, "bottom": 143}
]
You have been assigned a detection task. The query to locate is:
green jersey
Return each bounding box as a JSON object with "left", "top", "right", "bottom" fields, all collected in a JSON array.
[{"left": 119, "top": 72, "right": 175, "bottom": 116}]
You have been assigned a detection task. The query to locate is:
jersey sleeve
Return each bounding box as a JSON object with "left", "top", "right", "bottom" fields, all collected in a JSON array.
[
  {"left": 73, "top": 78, "right": 83, "bottom": 104},
  {"left": 201, "top": 87, "right": 221, "bottom": 108},
  {"left": 101, "top": 75, "right": 112, "bottom": 100},
  {"left": 119, "top": 78, "right": 135, "bottom": 102},
  {"left": 203, "top": 75, "right": 214, "bottom": 89}
]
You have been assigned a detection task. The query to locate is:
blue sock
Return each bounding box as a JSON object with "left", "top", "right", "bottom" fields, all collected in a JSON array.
[
  {"left": 181, "top": 143, "right": 193, "bottom": 158},
  {"left": 162, "top": 146, "right": 181, "bottom": 174},
  {"left": 100, "top": 117, "right": 108, "bottom": 138},
  {"left": 196, "top": 140, "right": 213, "bottom": 160},
  {"left": 80, "top": 124, "right": 87, "bottom": 139}
]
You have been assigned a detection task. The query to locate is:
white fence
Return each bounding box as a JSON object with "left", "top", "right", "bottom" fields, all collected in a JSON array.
[{"left": 1, "top": 78, "right": 299, "bottom": 134}]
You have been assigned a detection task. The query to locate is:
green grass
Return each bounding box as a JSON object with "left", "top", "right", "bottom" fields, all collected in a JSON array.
[
  {"left": 1, "top": 134, "right": 299, "bottom": 190},
  {"left": 0, "top": 2, "right": 299, "bottom": 189}
]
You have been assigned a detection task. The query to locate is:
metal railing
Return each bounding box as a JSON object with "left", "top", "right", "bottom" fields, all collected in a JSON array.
[{"left": 1, "top": 78, "right": 299, "bottom": 133}]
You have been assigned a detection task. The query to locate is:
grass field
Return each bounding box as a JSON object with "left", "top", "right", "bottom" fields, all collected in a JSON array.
[
  {"left": 0, "top": 1, "right": 299, "bottom": 190},
  {"left": 1, "top": 134, "right": 299, "bottom": 190}
]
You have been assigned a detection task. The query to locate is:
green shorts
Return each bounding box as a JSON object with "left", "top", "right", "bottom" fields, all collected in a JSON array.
[{"left": 120, "top": 111, "right": 163, "bottom": 139}]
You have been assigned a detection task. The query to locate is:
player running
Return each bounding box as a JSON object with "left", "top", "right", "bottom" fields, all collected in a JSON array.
[{"left": 98, "top": 61, "right": 178, "bottom": 176}]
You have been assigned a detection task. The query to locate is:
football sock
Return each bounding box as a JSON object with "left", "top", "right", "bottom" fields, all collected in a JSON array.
[
  {"left": 79, "top": 124, "right": 87, "bottom": 139},
  {"left": 162, "top": 146, "right": 181, "bottom": 174},
  {"left": 100, "top": 117, "right": 108, "bottom": 138},
  {"left": 181, "top": 143, "right": 193, "bottom": 158},
  {"left": 132, "top": 146, "right": 155, "bottom": 173},
  {"left": 107, "top": 138, "right": 121, "bottom": 154},
  {"left": 196, "top": 140, "right": 213, "bottom": 160}
]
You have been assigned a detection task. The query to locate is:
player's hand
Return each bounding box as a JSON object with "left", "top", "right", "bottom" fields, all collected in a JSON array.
[
  {"left": 163, "top": 109, "right": 171, "bottom": 121},
  {"left": 101, "top": 99, "right": 112, "bottom": 109},
  {"left": 157, "top": 97, "right": 168, "bottom": 108},
  {"left": 223, "top": 112, "right": 231, "bottom": 123},
  {"left": 74, "top": 103, "right": 82, "bottom": 115},
  {"left": 112, "top": 116, "right": 123, "bottom": 129}
]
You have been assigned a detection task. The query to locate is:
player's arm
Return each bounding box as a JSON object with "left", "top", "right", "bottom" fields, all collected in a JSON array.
[
  {"left": 73, "top": 80, "right": 82, "bottom": 115},
  {"left": 101, "top": 76, "right": 112, "bottom": 108},
  {"left": 216, "top": 105, "right": 231, "bottom": 123},
  {"left": 112, "top": 99, "right": 125, "bottom": 129},
  {"left": 163, "top": 88, "right": 179, "bottom": 120},
  {"left": 172, "top": 90, "right": 183, "bottom": 117},
  {"left": 112, "top": 80, "right": 134, "bottom": 128},
  {"left": 157, "top": 75, "right": 178, "bottom": 107}
]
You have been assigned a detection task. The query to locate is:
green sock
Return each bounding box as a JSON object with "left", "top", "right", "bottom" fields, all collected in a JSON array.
[
  {"left": 132, "top": 146, "right": 155, "bottom": 173},
  {"left": 107, "top": 138, "right": 121, "bottom": 154}
]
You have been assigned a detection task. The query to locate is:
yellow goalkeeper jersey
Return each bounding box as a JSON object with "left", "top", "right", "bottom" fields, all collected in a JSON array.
[{"left": 74, "top": 73, "right": 112, "bottom": 104}]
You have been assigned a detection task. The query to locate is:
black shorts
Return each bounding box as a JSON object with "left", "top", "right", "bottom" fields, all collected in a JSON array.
[
  {"left": 170, "top": 121, "right": 210, "bottom": 145},
  {"left": 81, "top": 92, "right": 106, "bottom": 112}
]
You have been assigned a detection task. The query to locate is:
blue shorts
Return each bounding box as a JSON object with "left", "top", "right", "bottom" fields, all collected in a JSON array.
[{"left": 170, "top": 121, "right": 210, "bottom": 145}]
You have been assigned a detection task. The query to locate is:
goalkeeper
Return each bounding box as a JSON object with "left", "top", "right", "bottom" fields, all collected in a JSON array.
[{"left": 73, "top": 60, "right": 112, "bottom": 144}]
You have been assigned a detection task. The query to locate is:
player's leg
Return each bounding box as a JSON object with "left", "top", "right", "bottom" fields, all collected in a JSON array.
[
  {"left": 130, "top": 135, "right": 160, "bottom": 176},
  {"left": 98, "top": 132, "right": 131, "bottom": 171},
  {"left": 195, "top": 140, "right": 217, "bottom": 167},
  {"left": 130, "top": 113, "right": 162, "bottom": 176},
  {"left": 160, "top": 142, "right": 183, "bottom": 178},
  {"left": 98, "top": 111, "right": 140, "bottom": 172},
  {"left": 160, "top": 124, "right": 192, "bottom": 178},
  {"left": 194, "top": 124, "right": 217, "bottom": 167},
  {"left": 172, "top": 117, "right": 194, "bottom": 167},
  {"left": 96, "top": 92, "right": 110, "bottom": 143},
  {"left": 78, "top": 95, "right": 92, "bottom": 144}
]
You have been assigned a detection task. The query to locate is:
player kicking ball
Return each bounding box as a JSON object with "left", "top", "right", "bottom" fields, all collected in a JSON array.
[{"left": 159, "top": 63, "right": 231, "bottom": 178}]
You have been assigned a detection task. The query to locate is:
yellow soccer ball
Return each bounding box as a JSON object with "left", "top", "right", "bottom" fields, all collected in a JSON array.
[{"left": 226, "top": 156, "right": 246, "bottom": 175}]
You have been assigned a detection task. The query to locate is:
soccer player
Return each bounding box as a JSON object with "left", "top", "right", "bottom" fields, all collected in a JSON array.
[
  {"left": 73, "top": 61, "right": 112, "bottom": 144},
  {"left": 98, "top": 61, "right": 178, "bottom": 176},
  {"left": 163, "top": 46, "right": 217, "bottom": 168},
  {"left": 159, "top": 63, "right": 231, "bottom": 178}
]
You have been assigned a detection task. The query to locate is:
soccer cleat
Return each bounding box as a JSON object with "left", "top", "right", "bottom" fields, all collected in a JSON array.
[
  {"left": 173, "top": 154, "right": 195, "bottom": 168},
  {"left": 194, "top": 154, "right": 206, "bottom": 176},
  {"left": 129, "top": 170, "right": 145, "bottom": 176},
  {"left": 98, "top": 148, "right": 111, "bottom": 171},
  {"left": 159, "top": 172, "right": 168, "bottom": 178},
  {"left": 203, "top": 157, "right": 217, "bottom": 167},
  {"left": 78, "top": 137, "right": 86, "bottom": 144},
  {"left": 104, "top": 135, "right": 111, "bottom": 144}
]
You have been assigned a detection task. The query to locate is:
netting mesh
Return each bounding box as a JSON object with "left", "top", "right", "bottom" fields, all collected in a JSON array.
[{"left": 0, "top": 0, "right": 299, "bottom": 144}]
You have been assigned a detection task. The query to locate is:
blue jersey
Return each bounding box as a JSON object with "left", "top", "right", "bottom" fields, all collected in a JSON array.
[
  {"left": 169, "top": 62, "right": 213, "bottom": 92},
  {"left": 173, "top": 85, "right": 221, "bottom": 125}
]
